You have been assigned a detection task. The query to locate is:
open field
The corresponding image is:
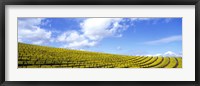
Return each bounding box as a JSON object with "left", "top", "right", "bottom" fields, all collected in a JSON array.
[{"left": 18, "top": 43, "right": 182, "bottom": 68}]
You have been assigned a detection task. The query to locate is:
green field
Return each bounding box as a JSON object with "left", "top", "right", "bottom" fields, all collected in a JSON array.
[{"left": 18, "top": 43, "right": 182, "bottom": 68}]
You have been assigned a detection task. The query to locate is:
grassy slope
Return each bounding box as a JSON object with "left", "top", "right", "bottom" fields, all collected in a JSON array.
[{"left": 18, "top": 43, "right": 182, "bottom": 68}]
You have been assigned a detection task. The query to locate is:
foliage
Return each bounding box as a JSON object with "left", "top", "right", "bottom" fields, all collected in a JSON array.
[{"left": 18, "top": 43, "right": 182, "bottom": 68}]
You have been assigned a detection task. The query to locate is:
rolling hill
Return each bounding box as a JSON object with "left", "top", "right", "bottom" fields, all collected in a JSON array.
[{"left": 18, "top": 43, "right": 182, "bottom": 68}]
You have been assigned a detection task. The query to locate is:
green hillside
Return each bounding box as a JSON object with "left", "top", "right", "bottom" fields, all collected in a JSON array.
[{"left": 18, "top": 43, "right": 182, "bottom": 68}]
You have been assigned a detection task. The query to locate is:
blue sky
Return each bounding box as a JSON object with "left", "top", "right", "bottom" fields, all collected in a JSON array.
[{"left": 18, "top": 18, "right": 182, "bottom": 57}]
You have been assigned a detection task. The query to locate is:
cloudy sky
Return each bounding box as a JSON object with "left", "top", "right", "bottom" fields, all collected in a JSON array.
[{"left": 18, "top": 18, "right": 182, "bottom": 57}]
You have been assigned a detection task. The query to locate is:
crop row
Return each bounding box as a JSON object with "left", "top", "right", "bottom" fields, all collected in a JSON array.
[{"left": 18, "top": 43, "right": 182, "bottom": 68}]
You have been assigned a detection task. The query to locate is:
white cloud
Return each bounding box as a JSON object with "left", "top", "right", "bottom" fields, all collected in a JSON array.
[
  {"left": 144, "top": 35, "right": 182, "bottom": 45},
  {"left": 67, "top": 40, "right": 97, "bottom": 49},
  {"left": 41, "top": 19, "right": 51, "bottom": 26},
  {"left": 131, "top": 18, "right": 174, "bottom": 24},
  {"left": 57, "top": 31, "right": 84, "bottom": 42},
  {"left": 154, "top": 54, "right": 162, "bottom": 56},
  {"left": 57, "top": 30, "right": 95, "bottom": 49},
  {"left": 32, "top": 40, "right": 44, "bottom": 45},
  {"left": 164, "top": 18, "right": 172, "bottom": 23},
  {"left": 57, "top": 18, "right": 128, "bottom": 49},
  {"left": 131, "top": 18, "right": 153, "bottom": 21},
  {"left": 19, "top": 27, "right": 51, "bottom": 40},
  {"left": 80, "top": 18, "right": 125, "bottom": 40},
  {"left": 61, "top": 18, "right": 164, "bottom": 49},
  {"left": 143, "top": 51, "right": 182, "bottom": 57},
  {"left": 117, "top": 46, "right": 122, "bottom": 50},
  {"left": 18, "top": 39, "right": 23, "bottom": 42},
  {"left": 18, "top": 18, "right": 52, "bottom": 44},
  {"left": 145, "top": 54, "right": 153, "bottom": 56},
  {"left": 18, "top": 18, "right": 177, "bottom": 49}
]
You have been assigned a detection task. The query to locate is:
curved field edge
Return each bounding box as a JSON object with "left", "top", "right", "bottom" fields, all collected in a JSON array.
[{"left": 18, "top": 43, "right": 182, "bottom": 68}]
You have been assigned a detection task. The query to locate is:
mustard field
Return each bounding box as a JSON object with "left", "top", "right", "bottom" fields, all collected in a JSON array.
[{"left": 18, "top": 43, "right": 182, "bottom": 68}]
